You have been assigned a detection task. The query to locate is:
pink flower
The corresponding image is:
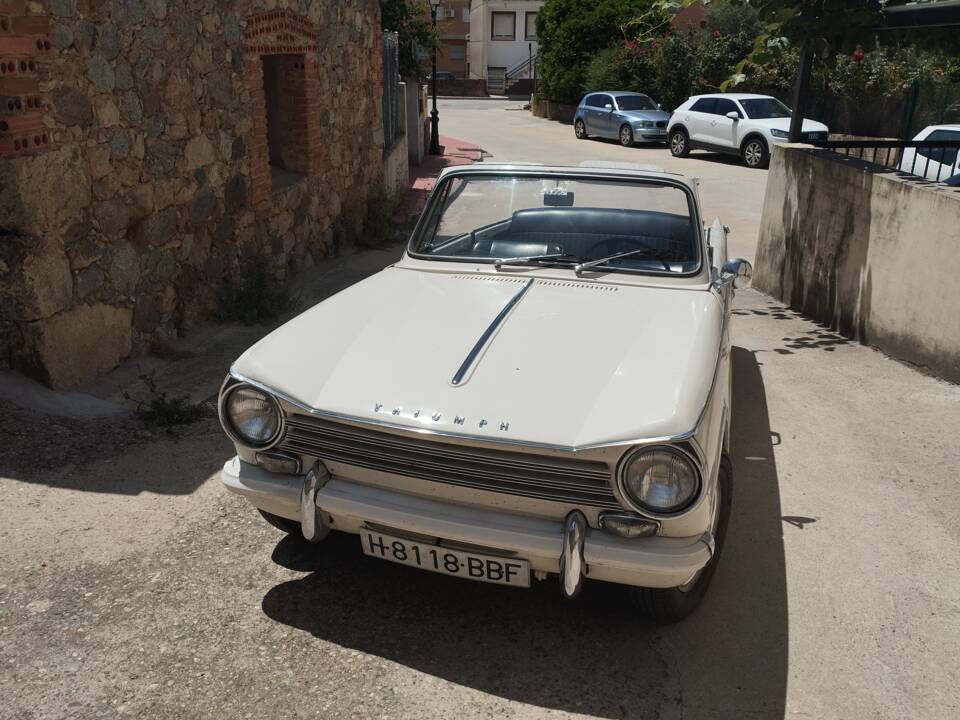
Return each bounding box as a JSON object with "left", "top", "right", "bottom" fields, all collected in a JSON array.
[
  {"left": 851, "top": 47, "right": 865, "bottom": 62},
  {"left": 697, "top": 75, "right": 706, "bottom": 85},
  {"left": 712, "top": 30, "right": 721, "bottom": 38}
]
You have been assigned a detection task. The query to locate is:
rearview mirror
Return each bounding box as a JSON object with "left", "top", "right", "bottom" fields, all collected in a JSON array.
[
  {"left": 721, "top": 258, "right": 753, "bottom": 289},
  {"left": 726, "top": 111, "right": 740, "bottom": 120}
]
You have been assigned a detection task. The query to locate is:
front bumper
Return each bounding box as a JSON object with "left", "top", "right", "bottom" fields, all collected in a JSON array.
[{"left": 220, "top": 457, "right": 712, "bottom": 590}]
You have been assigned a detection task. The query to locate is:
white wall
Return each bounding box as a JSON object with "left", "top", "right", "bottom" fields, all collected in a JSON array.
[{"left": 468, "top": 0, "right": 543, "bottom": 78}]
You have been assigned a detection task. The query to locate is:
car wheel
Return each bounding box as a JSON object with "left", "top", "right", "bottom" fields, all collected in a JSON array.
[
  {"left": 259, "top": 509, "right": 303, "bottom": 535},
  {"left": 669, "top": 128, "right": 690, "bottom": 158},
  {"left": 574, "top": 119, "right": 587, "bottom": 139},
  {"left": 742, "top": 137, "right": 769, "bottom": 169},
  {"left": 619, "top": 124, "right": 634, "bottom": 147},
  {"left": 628, "top": 455, "right": 732, "bottom": 623}
]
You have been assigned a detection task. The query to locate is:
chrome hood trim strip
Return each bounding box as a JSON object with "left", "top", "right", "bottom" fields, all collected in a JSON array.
[{"left": 451, "top": 278, "right": 533, "bottom": 387}]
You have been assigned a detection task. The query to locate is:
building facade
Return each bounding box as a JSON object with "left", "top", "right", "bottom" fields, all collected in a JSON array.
[
  {"left": 0, "top": 0, "right": 387, "bottom": 388},
  {"left": 466, "top": 0, "right": 543, "bottom": 93},
  {"left": 434, "top": 0, "right": 471, "bottom": 78}
]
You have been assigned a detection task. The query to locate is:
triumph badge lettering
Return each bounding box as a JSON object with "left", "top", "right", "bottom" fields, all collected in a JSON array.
[{"left": 371, "top": 402, "right": 510, "bottom": 432}]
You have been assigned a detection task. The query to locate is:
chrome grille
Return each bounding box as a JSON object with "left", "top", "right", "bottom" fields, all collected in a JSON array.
[{"left": 280, "top": 415, "right": 620, "bottom": 509}]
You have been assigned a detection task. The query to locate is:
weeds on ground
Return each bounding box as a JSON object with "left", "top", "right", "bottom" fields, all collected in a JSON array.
[
  {"left": 214, "top": 255, "right": 294, "bottom": 325},
  {"left": 124, "top": 372, "right": 212, "bottom": 426}
]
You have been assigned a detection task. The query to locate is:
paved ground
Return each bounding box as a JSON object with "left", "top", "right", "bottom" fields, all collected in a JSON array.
[
  {"left": 436, "top": 99, "right": 766, "bottom": 261},
  {"left": 2, "top": 101, "right": 959, "bottom": 719}
]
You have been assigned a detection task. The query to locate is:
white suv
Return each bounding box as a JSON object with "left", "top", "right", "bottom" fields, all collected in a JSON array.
[{"left": 667, "top": 93, "right": 829, "bottom": 169}]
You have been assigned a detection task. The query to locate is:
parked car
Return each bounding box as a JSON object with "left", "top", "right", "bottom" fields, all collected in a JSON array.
[
  {"left": 898, "top": 124, "right": 960, "bottom": 182},
  {"left": 219, "top": 162, "right": 753, "bottom": 622},
  {"left": 667, "top": 93, "right": 829, "bottom": 169},
  {"left": 574, "top": 91, "right": 671, "bottom": 147},
  {"left": 426, "top": 71, "right": 457, "bottom": 81}
]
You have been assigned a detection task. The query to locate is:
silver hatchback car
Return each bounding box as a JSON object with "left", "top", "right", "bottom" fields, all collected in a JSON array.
[{"left": 574, "top": 91, "right": 670, "bottom": 147}]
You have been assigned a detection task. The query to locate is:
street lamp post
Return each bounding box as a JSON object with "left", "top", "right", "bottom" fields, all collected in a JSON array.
[{"left": 429, "top": 0, "right": 441, "bottom": 154}]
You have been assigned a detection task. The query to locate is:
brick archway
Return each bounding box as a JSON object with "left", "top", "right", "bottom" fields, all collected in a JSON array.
[{"left": 243, "top": 9, "right": 323, "bottom": 205}]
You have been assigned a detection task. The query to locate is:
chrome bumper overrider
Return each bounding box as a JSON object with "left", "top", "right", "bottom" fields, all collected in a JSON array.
[{"left": 221, "top": 457, "right": 713, "bottom": 591}]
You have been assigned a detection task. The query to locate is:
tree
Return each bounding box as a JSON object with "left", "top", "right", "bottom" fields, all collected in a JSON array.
[
  {"left": 537, "top": 0, "right": 669, "bottom": 105},
  {"left": 380, "top": 0, "right": 436, "bottom": 79}
]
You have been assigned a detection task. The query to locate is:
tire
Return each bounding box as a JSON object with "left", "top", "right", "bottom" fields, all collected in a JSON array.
[
  {"left": 628, "top": 455, "right": 732, "bottom": 623},
  {"left": 619, "top": 124, "right": 634, "bottom": 147},
  {"left": 669, "top": 128, "right": 690, "bottom": 158},
  {"left": 259, "top": 509, "right": 303, "bottom": 535},
  {"left": 741, "top": 137, "right": 769, "bottom": 169},
  {"left": 574, "top": 119, "right": 587, "bottom": 139}
]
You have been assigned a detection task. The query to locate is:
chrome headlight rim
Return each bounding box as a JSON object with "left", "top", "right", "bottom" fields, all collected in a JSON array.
[
  {"left": 616, "top": 443, "right": 702, "bottom": 517},
  {"left": 218, "top": 380, "right": 284, "bottom": 450}
]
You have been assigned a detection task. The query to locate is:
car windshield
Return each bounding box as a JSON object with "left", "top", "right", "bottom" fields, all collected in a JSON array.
[
  {"left": 410, "top": 174, "right": 700, "bottom": 275},
  {"left": 616, "top": 95, "right": 658, "bottom": 111},
  {"left": 739, "top": 98, "right": 791, "bottom": 119}
]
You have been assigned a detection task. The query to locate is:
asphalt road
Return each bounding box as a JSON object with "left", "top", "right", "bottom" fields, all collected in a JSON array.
[{"left": 1, "top": 102, "right": 959, "bottom": 720}]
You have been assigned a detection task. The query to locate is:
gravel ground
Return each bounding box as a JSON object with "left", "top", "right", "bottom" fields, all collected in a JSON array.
[{"left": 2, "top": 289, "right": 959, "bottom": 719}]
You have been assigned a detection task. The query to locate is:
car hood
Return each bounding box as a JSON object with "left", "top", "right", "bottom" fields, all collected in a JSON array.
[
  {"left": 232, "top": 268, "right": 723, "bottom": 449},
  {"left": 618, "top": 109, "right": 670, "bottom": 123},
  {"left": 752, "top": 117, "right": 829, "bottom": 133}
]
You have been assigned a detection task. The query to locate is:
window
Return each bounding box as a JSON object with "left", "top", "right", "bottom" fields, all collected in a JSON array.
[
  {"left": 525, "top": 12, "right": 538, "bottom": 39},
  {"left": 917, "top": 129, "right": 960, "bottom": 166},
  {"left": 739, "top": 97, "right": 791, "bottom": 119},
  {"left": 449, "top": 45, "right": 465, "bottom": 61},
  {"left": 713, "top": 98, "right": 741, "bottom": 117},
  {"left": 263, "top": 54, "right": 310, "bottom": 186},
  {"left": 616, "top": 95, "right": 657, "bottom": 111},
  {"left": 690, "top": 97, "right": 717, "bottom": 114},
  {"left": 585, "top": 94, "right": 611, "bottom": 108},
  {"left": 411, "top": 174, "right": 700, "bottom": 276},
  {"left": 446, "top": 7, "right": 456, "bottom": 18},
  {"left": 491, "top": 12, "right": 515, "bottom": 40},
  {"left": 463, "top": 8, "right": 470, "bottom": 22}
]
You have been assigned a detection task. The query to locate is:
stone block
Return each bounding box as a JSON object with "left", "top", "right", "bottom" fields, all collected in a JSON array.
[
  {"left": 21, "top": 303, "right": 132, "bottom": 388},
  {"left": 0, "top": 234, "right": 73, "bottom": 322}
]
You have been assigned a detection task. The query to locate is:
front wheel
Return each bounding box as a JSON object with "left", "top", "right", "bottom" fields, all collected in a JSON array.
[
  {"left": 742, "top": 137, "right": 769, "bottom": 169},
  {"left": 574, "top": 119, "right": 587, "bottom": 139},
  {"left": 259, "top": 509, "right": 303, "bottom": 535},
  {"left": 619, "top": 124, "right": 634, "bottom": 147},
  {"left": 628, "top": 455, "right": 732, "bottom": 623},
  {"left": 669, "top": 128, "right": 690, "bottom": 158}
]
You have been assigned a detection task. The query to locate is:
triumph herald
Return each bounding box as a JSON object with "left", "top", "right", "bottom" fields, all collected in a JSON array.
[{"left": 219, "top": 163, "right": 752, "bottom": 622}]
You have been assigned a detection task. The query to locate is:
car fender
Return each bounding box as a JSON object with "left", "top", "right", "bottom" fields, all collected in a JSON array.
[{"left": 739, "top": 132, "right": 768, "bottom": 153}]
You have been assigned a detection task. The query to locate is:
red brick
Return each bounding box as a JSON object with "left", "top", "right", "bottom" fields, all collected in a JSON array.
[
  {"left": 0, "top": 1, "right": 26, "bottom": 15},
  {"left": 0, "top": 75, "right": 37, "bottom": 93},
  {"left": 11, "top": 15, "right": 49, "bottom": 34},
  {"left": 0, "top": 36, "right": 36, "bottom": 55},
  {"left": 0, "top": 110, "right": 43, "bottom": 133}
]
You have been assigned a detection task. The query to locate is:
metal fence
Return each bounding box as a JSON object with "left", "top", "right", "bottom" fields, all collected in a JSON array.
[
  {"left": 810, "top": 139, "right": 960, "bottom": 183},
  {"left": 382, "top": 31, "right": 402, "bottom": 154}
]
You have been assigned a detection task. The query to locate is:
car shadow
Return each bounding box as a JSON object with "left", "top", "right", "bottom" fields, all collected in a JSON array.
[{"left": 260, "top": 346, "right": 787, "bottom": 718}]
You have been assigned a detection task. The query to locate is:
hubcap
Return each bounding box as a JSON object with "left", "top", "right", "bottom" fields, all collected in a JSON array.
[
  {"left": 575, "top": 121, "right": 584, "bottom": 137},
  {"left": 621, "top": 128, "right": 631, "bottom": 144},
  {"left": 745, "top": 142, "right": 763, "bottom": 166},
  {"left": 671, "top": 134, "right": 685, "bottom": 154}
]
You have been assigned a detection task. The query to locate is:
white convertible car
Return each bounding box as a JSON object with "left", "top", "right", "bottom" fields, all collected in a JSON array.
[{"left": 219, "top": 163, "right": 751, "bottom": 622}]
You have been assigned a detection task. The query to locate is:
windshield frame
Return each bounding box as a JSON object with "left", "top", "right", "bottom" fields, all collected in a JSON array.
[{"left": 405, "top": 168, "right": 705, "bottom": 279}]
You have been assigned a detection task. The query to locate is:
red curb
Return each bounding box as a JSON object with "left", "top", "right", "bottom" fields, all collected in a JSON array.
[{"left": 404, "top": 135, "right": 482, "bottom": 217}]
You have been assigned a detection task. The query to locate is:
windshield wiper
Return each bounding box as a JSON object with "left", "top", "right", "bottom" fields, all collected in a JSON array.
[
  {"left": 574, "top": 247, "right": 676, "bottom": 275},
  {"left": 493, "top": 253, "right": 578, "bottom": 270}
]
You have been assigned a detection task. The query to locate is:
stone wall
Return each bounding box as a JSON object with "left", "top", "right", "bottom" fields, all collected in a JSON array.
[
  {"left": 0, "top": 0, "right": 385, "bottom": 388},
  {"left": 755, "top": 144, "right": 960, "bottom": 384}
]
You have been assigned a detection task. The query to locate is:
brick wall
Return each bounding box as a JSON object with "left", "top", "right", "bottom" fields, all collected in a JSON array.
[{"left": 0, "top": 0, "right": 385, "bottom": 388}]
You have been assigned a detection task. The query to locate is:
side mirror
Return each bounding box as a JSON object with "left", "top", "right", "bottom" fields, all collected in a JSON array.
[
  {"left": 721, "top": 258, "right": 753, "bottom": 289},
  {"left": 604, "top": 103, "right": 613, "bottom": 111},
  {"left": 726, "top": 111, "right": 740, "bottom": 120}
]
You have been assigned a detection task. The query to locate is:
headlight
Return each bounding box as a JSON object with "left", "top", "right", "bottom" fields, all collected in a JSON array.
[
  {"left": 770, "top": 128, "right": 790, "bottom": 138},
  {"left": 223, "top": 384, "right": 281, "bottom": 446},
  {"left": 619, "top": 446, "right": 700, "bottom": 514},
  {"left": 636, "top": 120, "right": 654, "bottom": 128}
]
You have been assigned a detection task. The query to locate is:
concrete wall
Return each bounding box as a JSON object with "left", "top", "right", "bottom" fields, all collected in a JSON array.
[
  {"left": 754, "top": 144, "right": 960, "bottom": 383},
  {"left": 383, "top": 83, "right": 409, "bottom": 197},
  {"left": 0, "top": 0, "right": 385, "bottom": 388}
]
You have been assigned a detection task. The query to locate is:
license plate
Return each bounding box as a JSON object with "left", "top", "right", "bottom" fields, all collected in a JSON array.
[{"left": 361, "top": 532, "right": 530, "bottom": 587}]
